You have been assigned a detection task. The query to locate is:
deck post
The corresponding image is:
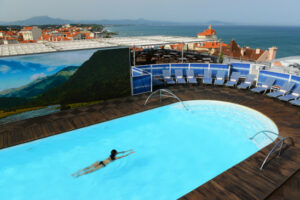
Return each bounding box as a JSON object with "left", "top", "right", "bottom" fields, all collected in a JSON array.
[
  {"left": 256, "top": 70, "right": 261, "bottom": 87},
  {"left": 133, "top": 46, "right": 136, "bottom": 66},
  {"left": 227, "top": 64, "right": 231, "bottom": 78},
  {"left": 181, "top": 43, "right": 184, "bottom": 63}
]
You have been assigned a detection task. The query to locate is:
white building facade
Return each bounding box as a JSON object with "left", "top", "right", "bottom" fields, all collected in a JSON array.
[{"left": 20, "top": 26, "right": 42, "bottom": 41}]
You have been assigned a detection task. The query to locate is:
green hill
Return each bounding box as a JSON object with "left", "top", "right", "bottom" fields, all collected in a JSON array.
[
  {"left": 0, "top": 66, "right": 78, "bottom": 99},
  {"left": 36, "top": 48, "right": 131, "bottom": 105},
  {"left": 0, "top": 97, "right": 28, "bottom": 110}
]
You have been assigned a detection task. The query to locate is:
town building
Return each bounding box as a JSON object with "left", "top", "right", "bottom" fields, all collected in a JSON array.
[
  {"left": 19, "top": 26, "right": 42, "bottom": 41},
  {"left": 213, "top": 40, "right": 277, "bottom": 62},
  {"left": 0, "top": 31, "right": 5, "bottom": 37},
  {"left": 3, "top": 37, "right": 19, "bottom": 44},
  {"left": 197, "top": 25, "right": 217, "bottom": 40}
]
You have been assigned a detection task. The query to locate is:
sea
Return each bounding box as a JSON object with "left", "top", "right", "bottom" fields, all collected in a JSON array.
[{"left": 107, "top": 25, "right": 300, "bottom": 58}]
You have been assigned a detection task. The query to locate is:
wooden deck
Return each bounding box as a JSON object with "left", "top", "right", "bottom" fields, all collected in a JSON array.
[{"left": 0, "top": 86, "right": 299, "bottom": 199}]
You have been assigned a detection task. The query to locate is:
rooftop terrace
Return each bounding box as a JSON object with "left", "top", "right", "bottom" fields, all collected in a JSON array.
[
  {"left": 0, "top": 86, "right": 299, "bottom": 199},
  {"left": 0, "top": 36, "right": 212, "bottom": 57}
]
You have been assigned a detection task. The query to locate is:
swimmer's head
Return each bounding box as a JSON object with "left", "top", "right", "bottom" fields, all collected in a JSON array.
[{"left": 110, "top": 149, "right": 117, "bottom": 160}]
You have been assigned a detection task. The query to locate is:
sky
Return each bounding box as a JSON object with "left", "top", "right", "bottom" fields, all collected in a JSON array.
[{"left": 0, "top": 0, "right": 300, "bottom": 26}]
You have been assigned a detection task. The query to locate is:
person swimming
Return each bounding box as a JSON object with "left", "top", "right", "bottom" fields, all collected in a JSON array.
[{"left": 72, "top": 149, "right": 134, "bottom": 178}]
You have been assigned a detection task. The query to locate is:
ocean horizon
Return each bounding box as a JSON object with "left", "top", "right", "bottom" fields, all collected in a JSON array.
[{"left": 108, "top": 25, "right": 300, "bottom": 59}]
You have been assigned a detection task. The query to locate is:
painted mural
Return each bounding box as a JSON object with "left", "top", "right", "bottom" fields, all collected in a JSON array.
[
  {"left": 0, "top": 49, "right": 98, "bottom": 92},
  {"left": 0, "top": 48, "right": 131, "bottom": 123}
]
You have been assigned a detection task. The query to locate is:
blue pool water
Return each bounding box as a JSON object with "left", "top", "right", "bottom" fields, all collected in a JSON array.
[{"left": 0, "top": 100, "right": 278, "bottom": 200}]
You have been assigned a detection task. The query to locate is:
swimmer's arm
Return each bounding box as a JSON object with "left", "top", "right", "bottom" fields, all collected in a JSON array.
[
  {"left": 116, "top": 151, "right": 135, "bottom": 159},
  {"left": 118, "top": 149, "right": 134, "bottom": 154}
]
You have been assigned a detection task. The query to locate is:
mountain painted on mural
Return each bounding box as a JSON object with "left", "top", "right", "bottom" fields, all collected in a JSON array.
[
  {"left": 0, "top": 16, "right": 234, "bottom": 26},
  {"left": 35, "top": 48, "right": 131, "bottom": 105},
  {"left": 0, "top": 66, "right": 78, "bottom": 98}
]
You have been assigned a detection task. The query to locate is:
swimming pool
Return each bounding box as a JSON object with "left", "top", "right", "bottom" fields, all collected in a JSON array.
[{"left": 0, "top": 100, "right": 278, "bottom": 200}]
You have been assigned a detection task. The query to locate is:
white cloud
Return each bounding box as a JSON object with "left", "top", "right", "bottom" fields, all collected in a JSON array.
[
  {"left": 14, "top": 49, "right": 97, "bottom": 67},
  {"left": 30, "top": 73, "right": 46, "bottom": 81},
  {"left": 47, "top": 66, "right": 58, "bottom": 72},
  {"left": 0, "top": 65, "right": 11, "bottom": 74}
]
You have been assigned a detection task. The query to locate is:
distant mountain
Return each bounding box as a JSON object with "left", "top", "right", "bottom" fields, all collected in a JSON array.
[
  {"left": 79, "top": 18, "right": 180, "bottom": 25},
  {"left": 0, "top": 16, "right": 233, "bottom": 26},
  {"left": 2, "top": 16, "right": 73, "bottom": 25},
  {"left": 205, "top": 20, "right": 234, "bottom": 25},
  {"left": 0, "top": 66, "right": 78, "bottom": 98}
]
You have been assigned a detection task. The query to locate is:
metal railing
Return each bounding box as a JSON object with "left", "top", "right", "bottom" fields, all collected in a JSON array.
[
  {"left": 249, "top": 130, "right": 281, "bottom": 142},
  {"left": 144, "top": 89, "right": 189, "bottom": 111},
  {"left": 259, "top": 136, "right": 291, "bottom": 170},
  {"left": 249, "top": 130, "right": 292, "bottom": 170}
]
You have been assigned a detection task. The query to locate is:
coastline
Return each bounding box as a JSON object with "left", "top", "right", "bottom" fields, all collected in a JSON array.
[{"left": 108, "top": 25, "right": 300, "bottom": 58}]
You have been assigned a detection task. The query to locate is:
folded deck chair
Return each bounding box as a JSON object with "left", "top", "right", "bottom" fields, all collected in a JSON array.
[
  {"left": 278, "top": 85, "right": 300, "bottom": 101},
  {"left": 237, "top": 74, "right": 256, "bottom": 89},
  {"left": 267, "top": 82, "right": 295, "bottom": 98},
  {"left": 251, "top": 77, "right": 276, "bottom": 93},
  {"left": 203, "top": 70, "right": 212, "bottom": 85},
  {"left": 225, "top": 72, "right": 240, "bottom": 87},
  {"left": 152, "top": 78, "right": 163, "bottom": 86},
  {"left": 290, "top": 98, "right": 300, "bottom": 106},
  {"left": 186, "top": 70, "right": 197, "bottom": 84},
  {"left": 214, "top": 70, "right": 226, "bottom": 86},
  {"left": 162, "top": 70, "right": 175, "bottom": 85},
  {"left": 175, "top": 69, "right": 186, "bottom": 84}
]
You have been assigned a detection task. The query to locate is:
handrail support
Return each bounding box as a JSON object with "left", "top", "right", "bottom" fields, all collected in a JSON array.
[{"left": 145, "top": 89, "right": 189, "bottom": 111}]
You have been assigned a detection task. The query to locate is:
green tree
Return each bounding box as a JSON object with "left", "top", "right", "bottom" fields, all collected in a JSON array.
[{"left": 219, "top": 52, "right": 224, "bottom": 63}]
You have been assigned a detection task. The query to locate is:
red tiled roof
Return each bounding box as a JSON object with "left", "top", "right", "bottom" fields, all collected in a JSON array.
[
  {"left": 5, "top": 37, "right": 18, "bottom": 40},
  {"left": 273, "top": 61, "right": 283, "bottom": 67},
  {"left": 170, "top": 43, "right": 184, "bottom": 50},
  {"left": 22, "top": 27, "right": 33, "bottom": 31},
  {"left": 201, "top": 42, "right": 226, "bottom": 49},
  {"left": 194, "top": 42, "right": 227, "bottom": 49},
  {"left": 213, "top": 40, "right": 266, "bottom": 61},
  {"left": 6, "top": 31, "right": 17, "bottom": 36},
  {"left": 20, "top": 40, "right": 35, "bottom": 43},
  {"left": 198, "top": 29, "right": 216, "bottom": 36}
]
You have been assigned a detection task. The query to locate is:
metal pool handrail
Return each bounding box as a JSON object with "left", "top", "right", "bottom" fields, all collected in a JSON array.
[
  {"left": 249, "top": 130, "right": 282, "bottom": 143},
  {"left": 144, "top": 89, "right": 189, "bottom": 111},
  {"left": 250, "top": 130, "right": 292, "bottom": 170},
  {"left": 260, "top": 136, "right": 291, "bottom": 170}
]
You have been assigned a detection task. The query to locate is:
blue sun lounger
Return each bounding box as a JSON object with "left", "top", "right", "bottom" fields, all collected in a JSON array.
[
  {"left": 175, "top": 70, "right": 186, "bottom": 84},
  {"left": 267, "top": 82, "right": 295, "bottom": 98},
  {"left": 203, "top": 70, "right": 212, "bottom": 85},
  {"left": 186, "top": 70, "right": 197, "bottom": 84},
  {"left": 225, "top": 72, "right": 240, "bottom": 87},
  {"left": 152, "top": 78, "right": 163, "bottom": 86},
  {"left": 290, "top": 98, "right": 300, "bottom": 106},
  {"left": 162, "top": 70, "right": 175, "bottom": 85},
  {"left": 237, "top": 74, "right": 256, "bottom": 89},
  {"left": 251, "top": 77, "right": 275, "bottom": 93},
  {"left": 278, "top": 85, "right": 300, "bottom": 101},
  {"left": 214, "top": 70, "right": 226, "bottom": 86}
]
